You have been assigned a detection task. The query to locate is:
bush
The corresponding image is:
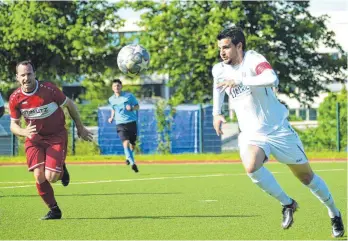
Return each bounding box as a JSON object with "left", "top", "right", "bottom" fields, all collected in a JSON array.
[{"left": 297, "top": 87, "right": 347, "bottom": 151}]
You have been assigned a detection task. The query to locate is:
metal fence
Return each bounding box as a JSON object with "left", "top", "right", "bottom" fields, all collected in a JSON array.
[{"left": 0, "top": 103, "right": 343, "bottom": 156}]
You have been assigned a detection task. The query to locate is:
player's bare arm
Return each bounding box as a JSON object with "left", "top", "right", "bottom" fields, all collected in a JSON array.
[
  {"left": 10, "top": 119, "right": 37, "bottom": 138},
  {"left": 64, "top": 98, "right": 93, "bottom": 142},
  {"left": 108, "top": 109, "right": 115, "bottom": 123},
  {"left": 213, "top": 114, "right": 226, "bottom": 136}
]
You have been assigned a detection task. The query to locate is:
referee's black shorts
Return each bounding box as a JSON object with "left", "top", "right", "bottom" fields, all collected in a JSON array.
[{"left": 116, "top": 121, "right": 137, "bottom": 145}]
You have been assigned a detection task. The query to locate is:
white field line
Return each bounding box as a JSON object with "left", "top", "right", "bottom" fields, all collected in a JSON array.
[{"left": 0, "top": 168, "right": 345, "bottom": 190}]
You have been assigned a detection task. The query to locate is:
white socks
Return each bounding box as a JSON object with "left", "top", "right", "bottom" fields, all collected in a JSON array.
[
  {"left": 248, "top": 167, "right": 340, "bottom": 218},
  {"left": 307, "top": 174, "right": 340, "bottom": 218},
  {"left": 248, "top": 166, "right": 292, "bottom": 206}
]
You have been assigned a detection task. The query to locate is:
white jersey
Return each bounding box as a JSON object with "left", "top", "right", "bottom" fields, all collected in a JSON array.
[
  {"left": 212, "top": 50, "right": 288, "bottom": 135},
  {"left": 0, "top": 93, "right": 4, "bottom": 107}
]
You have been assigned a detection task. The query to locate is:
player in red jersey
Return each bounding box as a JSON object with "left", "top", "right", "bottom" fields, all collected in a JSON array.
[{"left": 9, "top": 60, "right": 93, "bottom": 220}]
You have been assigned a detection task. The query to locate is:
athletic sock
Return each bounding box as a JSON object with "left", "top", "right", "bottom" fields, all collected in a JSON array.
[
  {"left": 36, "top": 180, "right": 57, "bottom": 209},
  {"left": 248, "top": 166, "right": 292, "bottom": 206},
  {"left": 307, "top": 174, "right": 340, "bottom": 218},
  {"left": 124, "top": 146, "right": 135, "bottom": 165}
]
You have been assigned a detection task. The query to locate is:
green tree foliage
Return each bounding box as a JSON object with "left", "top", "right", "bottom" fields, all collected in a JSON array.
[
  {"left": 298, "top": 87, "right": 347, "bottom": 151},
  {"left": 0, "top": 1, "right": 124, "bottom": 97},
  {"left": 155, "top": 99, "right": 171, "bottom": 153},
  {"left": 122, "top": 1, "right": 346, "bottom": 104},
  {"left": 120, "top": 0, "right": 346, "bottom": 153}
]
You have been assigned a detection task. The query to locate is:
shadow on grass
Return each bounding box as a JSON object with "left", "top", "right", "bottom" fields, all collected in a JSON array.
[
  {"left": 65, "top": 214, "right": 259, "bottom": 220},
  {"left": 0, "top": 192, "right": 181, "bottom": 198}
]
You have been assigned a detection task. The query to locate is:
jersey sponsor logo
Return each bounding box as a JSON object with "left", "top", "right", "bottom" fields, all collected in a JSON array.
[
  {"left": 255, "top": 62, "right": 272, "bottom": 75},
  {"left": 229, "top": 84, "right": 251, "bottom": 99},
  {"left": 20, "top": 102, "right": 58, "bottom": 119}
]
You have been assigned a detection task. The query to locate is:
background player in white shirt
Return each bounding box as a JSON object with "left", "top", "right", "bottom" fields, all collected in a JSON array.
[
  {"left": 212, "top": 27, "right": 344, "bottom": 238},
  {"left": 0, "top": 93, "right": 4, "bottom": 118}
]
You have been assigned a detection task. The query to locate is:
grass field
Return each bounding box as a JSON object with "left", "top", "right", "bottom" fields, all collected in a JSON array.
[
  {"left": 0, "top": 162, "right": 346, "bottom": 240},
  {"left": 0, "top": 151, "right": 346, "bottom": 163}
]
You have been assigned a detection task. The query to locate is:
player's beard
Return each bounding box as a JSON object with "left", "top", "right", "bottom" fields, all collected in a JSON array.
[
  {"left": 22, "top": 80, "right": 36, "bottom": 93},
  {"left": 223, "top": 59, "right": 232, "bottom": 65}
]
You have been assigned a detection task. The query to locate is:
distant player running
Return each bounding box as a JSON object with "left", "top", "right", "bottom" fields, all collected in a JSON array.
[
  {"left": 212, "top": 27, "right": 344, "bottom": 238},
  {"left": 9, "top": 60, "right": 93, "bottom": 220},
  {"left": 108, "top": 79, "right": 140, "bottom": 173}
]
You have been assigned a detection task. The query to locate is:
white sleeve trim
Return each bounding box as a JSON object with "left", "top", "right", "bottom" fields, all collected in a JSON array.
[
  {"left": 242, "top": 69, "right": 279, "bottom": 87},
  {"left": 60, "top": 97, "right": 68, "bottom": 107}
]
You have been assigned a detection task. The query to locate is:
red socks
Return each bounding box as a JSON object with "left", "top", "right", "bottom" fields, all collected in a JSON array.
[{"left": 36, "top": 180, "right": 57, "bottom": 209}]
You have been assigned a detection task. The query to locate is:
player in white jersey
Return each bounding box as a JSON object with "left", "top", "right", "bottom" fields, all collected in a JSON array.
[
  {"left": 0, "top": 93, "right": 4, "bottom": 118},
  {"left": 212, "top": 27, "right": 344, "bottom": 238}
]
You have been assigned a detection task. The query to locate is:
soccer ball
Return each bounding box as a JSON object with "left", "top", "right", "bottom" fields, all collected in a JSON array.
[{"left": 117, "top": 44, "right": 150, "bottom": 77}]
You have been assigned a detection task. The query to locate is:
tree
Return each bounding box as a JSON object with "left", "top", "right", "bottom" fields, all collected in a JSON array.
[
  {"left": 0, "top": 1, "right": 124, "bottom": 98},
  {"left": 299, "top": 87, "right": 347, "bottom": 151},
  {"left": 122, "top": 1, "right": 346, "bottom": 104}
]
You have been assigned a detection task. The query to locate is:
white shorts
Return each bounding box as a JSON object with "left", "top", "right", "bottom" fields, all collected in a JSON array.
[{"left": 238, "top": 120, "right": 308, "bottom": 165}]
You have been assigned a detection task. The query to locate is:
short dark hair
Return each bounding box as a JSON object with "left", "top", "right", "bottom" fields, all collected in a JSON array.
[
  {"left": 112, "top": 79, "right": 122, "bottom": 85},
  {"left": 217, "top": 27, "right": 246, "bottom": 51},
  {"left": 16, "top": 60, "right": 35, "bottom": 73}
]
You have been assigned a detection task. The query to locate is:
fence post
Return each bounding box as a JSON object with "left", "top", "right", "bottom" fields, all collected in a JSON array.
[
  {"left": 71, "top": 121, "right": 76, "bottom": 155},
  {"left": 336, "top": 102, "right": 340, "bottom": 152},
  {"left": 11, "top": 133, "right": 16, "bottom": 156},
  {"left": 198, "top": 104, "right": 203, "bottom": 153}
]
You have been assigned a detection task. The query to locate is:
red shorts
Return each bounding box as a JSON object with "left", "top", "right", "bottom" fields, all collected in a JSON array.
[{"left": 25, "top": 130, "right": 68, "bottom": 173}]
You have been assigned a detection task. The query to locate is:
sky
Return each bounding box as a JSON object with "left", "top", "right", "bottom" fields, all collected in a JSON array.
[
  {"left": 117, "top": 0, "right": 348, "bottom": 52},
  {"left": 308, "top": 0, "right": 348, "bottom": 52}
]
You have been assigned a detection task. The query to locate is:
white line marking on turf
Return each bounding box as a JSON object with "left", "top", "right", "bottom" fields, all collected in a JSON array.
[
  {"left": 0, "top": 168, "right": 345, "bottom": 189},
  {"left": 0, "top": 181, "right": 33, "bottom": 184},
  {"left": 201, "top": 200, "right": 218, "bottom": 202}
]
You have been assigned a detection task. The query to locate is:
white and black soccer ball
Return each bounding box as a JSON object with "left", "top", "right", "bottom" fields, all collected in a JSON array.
[{"left": 117, "top": 44, "right": 150, "bottom": 77}]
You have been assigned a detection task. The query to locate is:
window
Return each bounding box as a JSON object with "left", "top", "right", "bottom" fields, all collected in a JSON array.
[
  {"left": 299, "top": 109, "right": 306, "bottom": 120},
  {"left": 309, "top": 108, "right": 317, "bottom": 120}
]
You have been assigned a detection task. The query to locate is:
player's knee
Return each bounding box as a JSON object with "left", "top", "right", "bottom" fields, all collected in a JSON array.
[
  {"left": 33, "top": 166, "right": 46, "bottom": 183},
  {"left": 243, "top": 159, "right": 263, "bottom": 174},
  {"left": 122, "top": 140, "right": 130, "bottom": 148},
  {"left": 45, "top": 172, "right": 59, "bottom": 183},
  {"left": 33, "top": 172, "right": 46, "bottom": 183},
  {"left": 245, "top": 165, "right": 260, "bottom": 174},
  {"left": 299, "top": 172, "right": 314, "bottom": 185}
]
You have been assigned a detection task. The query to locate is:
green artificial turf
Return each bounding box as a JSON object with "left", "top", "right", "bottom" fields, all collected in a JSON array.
[{"left": 0, "top": 162, "right": 346, "bottom": 240}]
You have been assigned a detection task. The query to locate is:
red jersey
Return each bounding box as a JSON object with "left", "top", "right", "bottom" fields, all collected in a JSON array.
[{"left": 9, "top": 80, "right": 67, "bottom": 137}]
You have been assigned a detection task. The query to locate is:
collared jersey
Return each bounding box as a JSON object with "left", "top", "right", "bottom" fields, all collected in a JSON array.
[
  {"left": 212, "top": 50, "right": 288, "bottom": 135},
  {"left": 9, "top": 80, "right": 67, "bottom": 136},
  {"left": 108, "top": 92, "right": 138, "bottom": 125}
]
